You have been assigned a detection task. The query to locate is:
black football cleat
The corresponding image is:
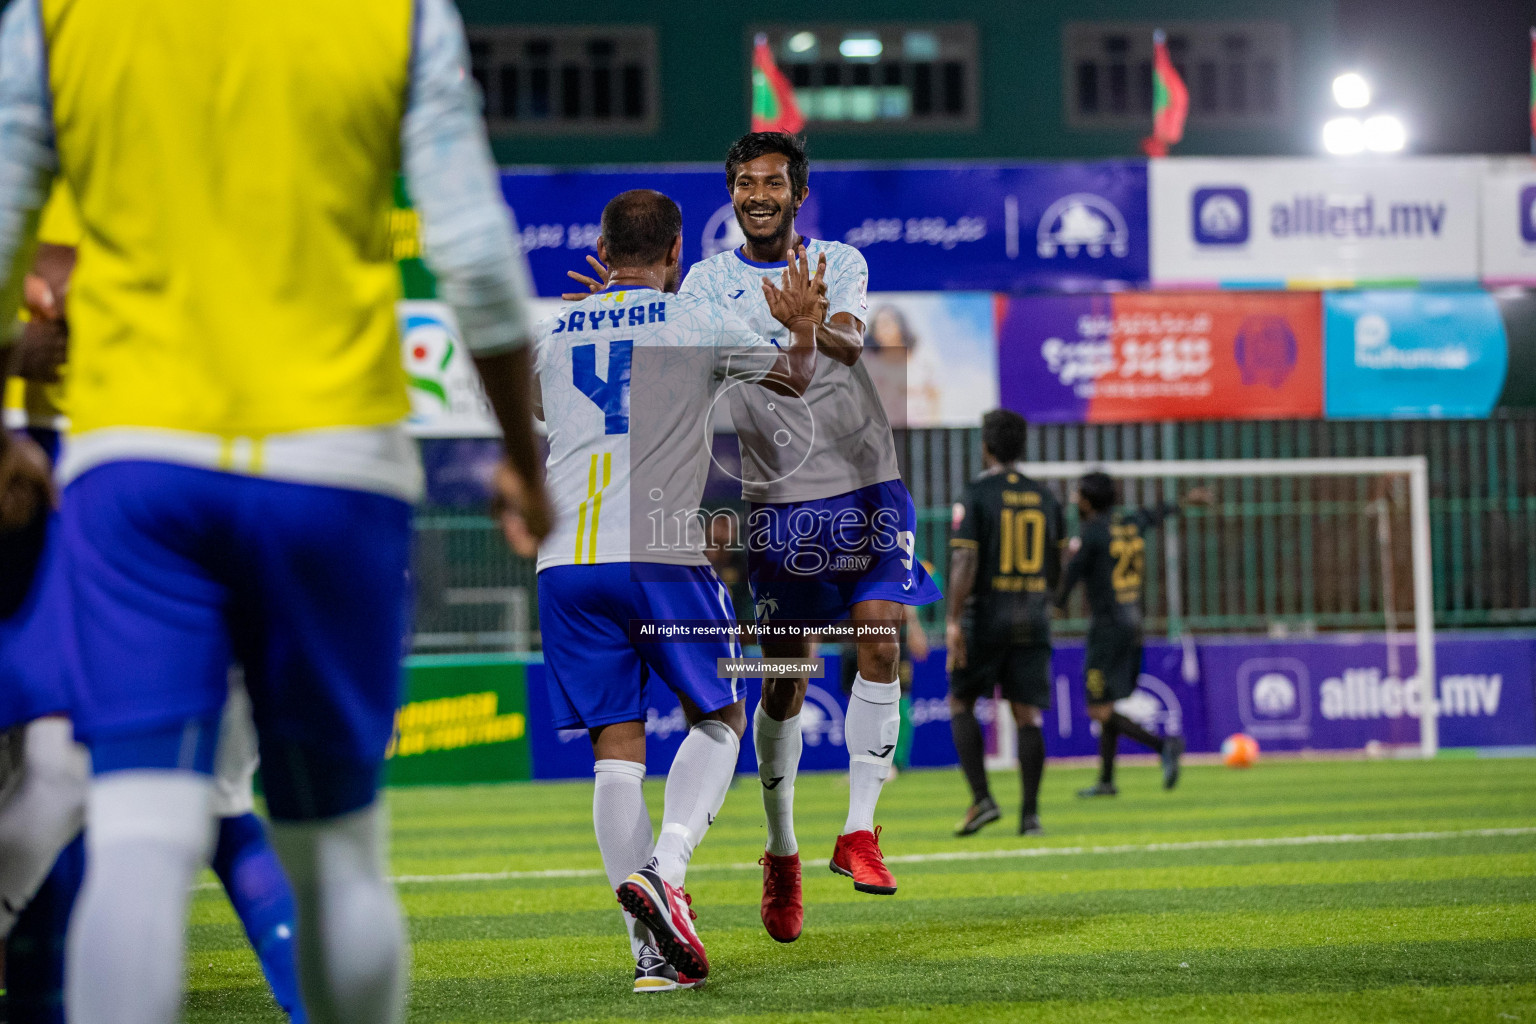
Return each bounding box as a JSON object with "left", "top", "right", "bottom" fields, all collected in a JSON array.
[
  {"left": 1162, "top": 736, "right": 1185, "bottom": 790},
  {"left": 954, "top": 796, "right": 1002, "bottom": 837}
]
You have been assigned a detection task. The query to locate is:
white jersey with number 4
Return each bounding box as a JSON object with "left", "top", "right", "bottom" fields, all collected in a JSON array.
[
  {"left": 681, "top": 239, "right": 901, "bottom": 505},
  {"left": 534, "top": 285, "right": 781, "bottom": 571}
]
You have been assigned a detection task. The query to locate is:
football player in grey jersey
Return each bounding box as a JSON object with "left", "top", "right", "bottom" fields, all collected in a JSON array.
[{"left": 566, "top": 133, "right": 940, "bottom": 941}]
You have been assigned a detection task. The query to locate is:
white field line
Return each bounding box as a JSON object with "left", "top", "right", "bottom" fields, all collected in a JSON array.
[{"left": 195, "top": 824, "right": 1536, "bottom": 891}]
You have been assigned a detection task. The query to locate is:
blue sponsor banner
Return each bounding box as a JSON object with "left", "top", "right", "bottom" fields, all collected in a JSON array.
[
  {"left": 1048, "top": 643, "right": 1212, "bottom": 757},
  {"left": 525, "top": 632, "right": 1536, "bottom": 778},
  {"left": 1200, "top": 633, "right": 1536, "bottom": 752},
  {"left": 527, "top": 662, "right": 850, "bottom": 779},
  {"left": 1324, "top": 290, "right": 1509, "bottom": 418},
  {"left": 499, "top": 162, "right": 1148, "bottom": 297}
]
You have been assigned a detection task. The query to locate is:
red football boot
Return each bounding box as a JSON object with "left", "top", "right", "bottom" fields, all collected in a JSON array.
[
  {"left": 759, "top": 851, "right": 803, "bottom": 942},
  {"left": 829, "top": 825, "right": 897, "bottom": 895},
  {"left": 616, "top": 867, "right": 709, "bottom": 979}
]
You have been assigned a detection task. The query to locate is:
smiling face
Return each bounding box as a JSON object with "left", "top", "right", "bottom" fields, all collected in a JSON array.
[{"left": 730, "top": 153, "right": 805, "bottom": 252}]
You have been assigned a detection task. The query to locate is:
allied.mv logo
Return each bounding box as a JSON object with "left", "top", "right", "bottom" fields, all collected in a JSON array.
[
  {"left": 1252, "top": 673, "right": 1297, "bottom": 716},
  {"left": 1520, "top": 185, "right": 1536, "bottom": 245},
  {"left": 1236, "top": 658, "right": 1310, "bottom": 738},
  {"left": 1192, "top": 187, "right": 1250, "bottom": 246}
]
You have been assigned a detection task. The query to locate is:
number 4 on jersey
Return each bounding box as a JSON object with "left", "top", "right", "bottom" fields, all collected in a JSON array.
[{"left": 573, "top": 340, "right": 633, "bottom": 435}]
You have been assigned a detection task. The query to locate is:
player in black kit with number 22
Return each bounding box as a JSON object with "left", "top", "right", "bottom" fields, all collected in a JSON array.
[
  {"left": 946, "top": 411, "right": 1064, "bottom": 837},
  {"left": 1057, "top": 470, "right": 1209, "bottom": 797}
]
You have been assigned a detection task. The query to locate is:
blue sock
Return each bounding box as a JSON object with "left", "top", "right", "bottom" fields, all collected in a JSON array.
[
  {"left": 212, "top": 813, "right": 307, "bottom": 1023},
  {"left": 6, "top": 833, "right": 85, "bottom": 1024}
]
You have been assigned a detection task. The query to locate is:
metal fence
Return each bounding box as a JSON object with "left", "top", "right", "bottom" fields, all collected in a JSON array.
[{"left": 410, "top": 414, "right": 1536, "bottom": 652}]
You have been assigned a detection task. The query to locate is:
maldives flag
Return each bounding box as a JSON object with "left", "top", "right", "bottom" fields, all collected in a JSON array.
[
  {"left": 751, "top": 34, "right": 805, "bottom": 134},
  {"left": 1141, "top": 30, "right": 1188, "bottom": 158}
]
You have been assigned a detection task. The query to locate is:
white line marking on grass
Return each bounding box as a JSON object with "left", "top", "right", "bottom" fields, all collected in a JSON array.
[
  {"left": 876, "top": 827, "right": 1536, "bottom": 866},
  {"left": 195, "top": 826, "right": 1536, "bottom": 891},
  {"left": 393, "top": 867, "right": 605, "bottom": 883},
  {"left": 347, "top": 826, "right": 1536, "bottom": 889}
]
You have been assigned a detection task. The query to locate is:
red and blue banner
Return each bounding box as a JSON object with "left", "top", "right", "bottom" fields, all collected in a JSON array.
[{"left": 996, "top": 291, "right": 1323, "bottom": 423}]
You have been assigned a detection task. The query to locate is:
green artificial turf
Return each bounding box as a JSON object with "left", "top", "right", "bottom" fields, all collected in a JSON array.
[{"left": 184, "top": 757, "right": 1536, "bottom": 1023}]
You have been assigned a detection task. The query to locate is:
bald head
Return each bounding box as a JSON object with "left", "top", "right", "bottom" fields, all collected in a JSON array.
[{"left": 600, "top": 189, "right": 683, "bottom": 269}]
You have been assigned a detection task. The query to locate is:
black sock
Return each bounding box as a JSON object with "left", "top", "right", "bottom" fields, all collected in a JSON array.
[
  {"left": 951, "top": 707, "right": 991, "bottom": 805},
  {"left": 1110, "top": 712, "right": 1166, "bottom": 753},
  {"left": 1018, "top": 724, "right": 1045, "bottom": 816},
  {"left": 1098, "top": 717, "right": 1118, "bottom": 785}
]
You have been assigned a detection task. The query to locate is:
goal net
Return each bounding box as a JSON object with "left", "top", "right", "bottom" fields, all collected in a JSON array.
[{"left": 989, "top": 456, "right": 1438, "bottom": 759}]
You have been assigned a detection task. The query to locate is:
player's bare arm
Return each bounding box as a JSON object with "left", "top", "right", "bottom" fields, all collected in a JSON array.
[
  {"left": 944, "top": 545, "right": 978, "bottom": 672},
  {"left": 815, "top": 311, "right": 863, "bottom": 367},
  {"left": 477, "top": 347, "right": 552, "bottom": 556},
  {"left": 400, "top": 2, "right": 552, "bottom": 559}
]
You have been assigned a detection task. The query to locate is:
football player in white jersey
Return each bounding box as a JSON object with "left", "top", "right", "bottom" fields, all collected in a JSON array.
[
  {"left": 686, "top": 132, "right": 941, "bottom": 939},
  {"left": 535, "top": 189, "right": 824, "bottom": 989},
  {"left": 567, "top": 132, "right": 942, "bottom": 942}
]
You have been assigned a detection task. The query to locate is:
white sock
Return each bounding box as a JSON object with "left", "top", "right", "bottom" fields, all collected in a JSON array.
[
  {"left": 843, "top": 673, "right": 901, "bottom": 836},
  {"left": 0, "top": 717, "right": 89, "bottom": 937},
  {"left": 593, "top": 759, "right": 653, "bottom": 960},
  {"left": 65, "top": 770, "right": 216, "bottom": 1024},
  {"left": 753, "top": 704, "right": 801, "bottom": 857},
  {"left": 270, "top": 803, "right": 407, "bottom": 1024},
  {"left": 651, "top": 720, "right": 739, "bottom": 887}
]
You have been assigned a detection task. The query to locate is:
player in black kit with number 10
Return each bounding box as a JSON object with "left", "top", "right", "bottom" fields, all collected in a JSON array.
[
  {"left": 946, "top": 411, "right": 1064, "bottom": 837},
  {"left": 1057, "top": 470, "right": 1210, "bottom": 797}
]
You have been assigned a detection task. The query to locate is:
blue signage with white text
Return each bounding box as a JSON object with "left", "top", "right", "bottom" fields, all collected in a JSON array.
[
  {"left": 499, "top": 162, "right": 1149, "bottom": 297},
  {"left": 1324, "top": 290, "right": 1509, "bottom": 418}
]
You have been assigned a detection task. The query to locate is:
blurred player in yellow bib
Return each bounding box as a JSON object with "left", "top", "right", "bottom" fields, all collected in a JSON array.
[{"left": 0, "top": 2, "right": 550, "bottom": 1023}]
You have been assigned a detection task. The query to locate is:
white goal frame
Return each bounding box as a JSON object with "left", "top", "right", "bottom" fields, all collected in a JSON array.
[{"left": 995, "top": 457, "right": 1438, "bottom": 759}]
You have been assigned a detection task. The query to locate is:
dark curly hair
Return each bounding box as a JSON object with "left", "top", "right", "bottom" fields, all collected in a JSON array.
[
  {"left": 981, "top": 409, "right": 1028, "bottom": 464},
  {"left": 1078, "top": 470, "right": 1118, "bottom": 513},
  {"left": 724, "top": 131, "right": 809, "bottom": 197}
]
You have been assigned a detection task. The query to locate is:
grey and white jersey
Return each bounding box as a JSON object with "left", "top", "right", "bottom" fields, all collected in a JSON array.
[
  {"left": 534, "top": 286, "right": 780, "bottom": 570},
  {"left": 681, "top": 239, "right": 901, "bottom": 505}
]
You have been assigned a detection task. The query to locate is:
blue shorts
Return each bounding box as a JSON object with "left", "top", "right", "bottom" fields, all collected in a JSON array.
[
  {"left": 0, "top": 514, "right": 72, "bottom": 730},
  {"left": 746, "top": 479, "right": 943, "bottom": 626},
  {"left": 537, "top": 562, "right": 743, "bottom": 731},
  {"left": 58, "top": 461, "right": 412, "bottom": 820}
]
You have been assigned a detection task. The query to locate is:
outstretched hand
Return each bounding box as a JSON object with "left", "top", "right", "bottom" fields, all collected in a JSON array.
[
  {"left": 761, "top": 247, "right": 828, "bottom": 328},
  {"left": 561, "top": 256, "right": 611, "bottom": 301},
  {"left": 1182, "top": 486, "right": 1215, "bottom": 509}
]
